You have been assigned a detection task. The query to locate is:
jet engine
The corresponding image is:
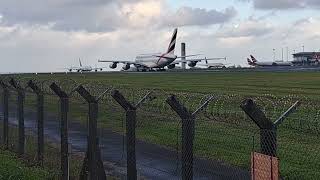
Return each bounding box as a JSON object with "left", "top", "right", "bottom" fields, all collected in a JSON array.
[
  {"left": 122, "top": 63, "right": 130, "bottom": 70},
  {"left": 188, "top": 61, "right": 197, "bottom": 67},
  {"left": 109, "top": 63, "right": 117, "bottom": 69},
  {"left": 167, "top": 64, "right": 175, "bottom": 69}
]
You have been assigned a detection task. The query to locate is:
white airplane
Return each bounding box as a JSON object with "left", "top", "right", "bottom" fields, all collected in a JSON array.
[
  {"left": 247, "top": 55, "right": 292, "bottom": 67},
  {"left": 198, "top": 57, "right": 228, "bottom": 68},
  {"left": 98, "top": 28, "right": 215, "bottom": 71},
  {"left": 67, "top": 59, "right": 105, "bottom": 72}
]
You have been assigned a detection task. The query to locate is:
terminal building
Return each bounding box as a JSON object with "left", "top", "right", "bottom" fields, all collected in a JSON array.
[{"left": 292, "top": 52, "right": 320, "bottom": 66}]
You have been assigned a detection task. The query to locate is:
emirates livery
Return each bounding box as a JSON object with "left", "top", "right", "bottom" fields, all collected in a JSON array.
[{"left": 98, "top": 28, "right": 218, "bottom": 71}]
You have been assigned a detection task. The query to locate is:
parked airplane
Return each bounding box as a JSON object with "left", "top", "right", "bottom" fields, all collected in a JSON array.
[
  {"left": 247, "top": 55, "right": 292, "bottom": 67},
  {"left": 67, "top": 59, "right": 105, "bottom": 72},
  {"left": 98, "top": 28, "right": 215, "bottom": 71}
]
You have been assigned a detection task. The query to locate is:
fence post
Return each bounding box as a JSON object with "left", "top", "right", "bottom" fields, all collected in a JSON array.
[
  {"left": 166, "top": 95, "right": 213, "bottom": 180},
  {"left": 27, "top": 80, "right": 44, "bottom": 165},
  {"left": 76, "top": 85, "right": 107, "bottom": 180},
  {"left": 9, "top": 78, "right": 25, "bottom": 156},
  {"left": 50, "top": 82, "right": 69, "bottom": 180},
  {"left": 0, "top": 80, "right": 9, "bottom": 149},
  {"left": 111, "top": 90, "right": 152, "bottom": 180},
  {"left": 240, "top": 99, "right": 300, "bottom": 156}
]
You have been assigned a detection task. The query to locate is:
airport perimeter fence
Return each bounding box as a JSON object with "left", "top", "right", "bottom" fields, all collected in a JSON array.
[{"left": 0, "top": 76, "right": 319, "bottom": 179}]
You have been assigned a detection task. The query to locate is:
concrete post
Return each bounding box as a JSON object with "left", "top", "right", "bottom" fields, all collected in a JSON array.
[{"left": 181, "top": 43, "right": 186, "bottom": 69}]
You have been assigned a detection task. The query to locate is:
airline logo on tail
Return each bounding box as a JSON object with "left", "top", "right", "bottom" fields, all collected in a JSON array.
[
  {"left": 250, "top": 55, "right": 257, "bottom": 63},
  {"left": 247, "top": 58, "right": 254, "bottom": 66},
  {"left": 167, "top": 28, "right": 177, "bottom": 54}
]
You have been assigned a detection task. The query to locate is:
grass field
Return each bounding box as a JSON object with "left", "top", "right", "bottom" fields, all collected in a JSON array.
[
  {"left": 0, "top": 149, "right": 50, "bottom": 180},
  {"left": 17, "top": 71, "right": 320, "bottom": 98},
  {"left": 2, "top": 71, "right": 320, "bottom": 179}
]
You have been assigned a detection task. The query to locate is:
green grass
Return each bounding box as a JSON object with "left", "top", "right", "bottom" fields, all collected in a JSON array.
[
  {"left": 3, "top": 71, "right": 320, "bottom": 179},
  {"left": 0, "top": 149, "right": 50, "bottom": 180},
  {"left": 13, "top": 71, "right": 320, "bottom": 98},
  {"left": 1, "top": 125, "right": 83, "bottom": 179}
]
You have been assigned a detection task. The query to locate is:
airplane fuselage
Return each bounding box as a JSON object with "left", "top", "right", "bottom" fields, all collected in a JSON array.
[
  {"left": 135, "top": 53, "right": 177, "bottom": 68},
  {"left": 253, "top": 62, "right": 292, "bottom": 67},
  {"left": 206, "top": 63, "right": 226, "bottom": 68}
]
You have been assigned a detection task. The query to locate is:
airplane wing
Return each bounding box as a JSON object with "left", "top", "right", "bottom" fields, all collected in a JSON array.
[
  {"left": 92, "top": 66, "right": 109, "bottom": 70},
  {"left": 65, "top": 66, "right": 81, "bottom": 70},
  {"left": 98, "top": 60, "right": 134, "bottom": 64},
  {"left": 175, "top": 54, "right": 202, "bottom": 59},
  {"left": 98, "top": 60, "right": 148, "bottom": 68},
  {"left": 171, "top": 57, "right": 227, "bottom": 64}
]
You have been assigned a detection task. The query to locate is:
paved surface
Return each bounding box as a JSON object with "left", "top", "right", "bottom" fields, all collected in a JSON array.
[{"left": 2, "top": 105, "right": 250, "bottom": 180}]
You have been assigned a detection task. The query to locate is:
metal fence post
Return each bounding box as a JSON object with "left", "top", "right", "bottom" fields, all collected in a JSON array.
[
  {"left": 111, "top": 90, "right": 152, "bottom": 180},
  {"left": 50, "top": 82, "right": 69, "bottom": 180},
  {"left": 76, "top": 85, "right": 107, "bottom": 180},
  {"left": 27, "top": 80, "right": 44, "bottom": 165},
  {"left": 241, "top": 99, "right": 300, "bottom": 157},
  {"left": 166, "top": 95, "right": 213, "bottom": 180},
  {"left": 0, "top": 80, "right": 9, "bottom": 149},
  {"left": 9, "top": 78, "right": 25, "bottom": 156}
]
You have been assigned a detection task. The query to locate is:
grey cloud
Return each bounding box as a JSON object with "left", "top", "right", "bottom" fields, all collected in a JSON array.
[
  {"left": 216, "top": 19, "right": 274, "bottom": 38},
  {"left": 162, "top": 7, "right": 237, "bottom": 27},
  {"left": 241, "top": 0, "right": 320, "bottom": 10},
  {"left": 254, "top": 0, "right": 304, "bottom": 9},
  {"left": 0, "top": 0, "right": 237, "bottom": 32},
  {"left": 0, "top": 0, "right": 138, "bottom": 32}
]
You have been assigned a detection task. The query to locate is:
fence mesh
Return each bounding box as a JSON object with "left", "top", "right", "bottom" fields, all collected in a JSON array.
[
  {"left": 0, "top": 88, "right": 3, "bottom": 144},
  {"left": 0, "top": 76, "right": 320, "bottom": 179}
]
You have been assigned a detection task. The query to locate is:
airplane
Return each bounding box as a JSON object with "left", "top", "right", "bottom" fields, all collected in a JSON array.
[
  {"left": 247, "top": 55, "right": 292, "bottom": 67},
  {"left": 67, "top": 59, "right": 105, "bottom": 72},
  {"left": 198, "top": 57, "right": 228, "bottom": 68},
  {"left": 98, "top": 28, "right": 216, "bottom": 71}
]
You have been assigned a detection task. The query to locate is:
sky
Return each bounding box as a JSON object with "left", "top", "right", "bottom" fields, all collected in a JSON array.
[{"left": 0, "top": 0, "right": 320, "bottom": 72}]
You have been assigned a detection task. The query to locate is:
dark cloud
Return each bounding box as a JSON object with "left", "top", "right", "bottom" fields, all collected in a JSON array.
[{"left": 0, "top": 0, "right": 140, "bottom": 32}]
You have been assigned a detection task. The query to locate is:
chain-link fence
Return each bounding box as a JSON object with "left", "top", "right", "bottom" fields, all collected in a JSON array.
[{"left": 0, "top": 76, "right": 319, "bottom": 179}]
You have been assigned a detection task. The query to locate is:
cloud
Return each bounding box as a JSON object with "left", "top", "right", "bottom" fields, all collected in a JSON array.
[
  {"left": 216, "top": 18, "right": 274, "bottom": 38},
  {"left": 0, "top": 0, "right": 237, "bottom": 32},
  {"left": 241, "top": 0, "right": 320, "bottom": 10},
  {"left": 163, "top": 7, "right": 237, "bottom": 26},
  {"left": 161, "top": 6, "right": 237, "bottom": 27},
  {"left": 0, "top": 0, "right": 122, "bottom": 32}
]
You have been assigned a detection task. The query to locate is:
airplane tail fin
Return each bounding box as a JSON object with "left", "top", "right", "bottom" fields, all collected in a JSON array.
[
  {"left": 79, "top": 58, "right": 82, "bottom": 67},
  {"left": 167, "top": 28, "right": 178, "bottom": 54},
  {"left": 247, "top": 58, "right": 253, "bottom": 65},
  {"left": 250, "top": 55, "right": 257, "bottom": 63}
]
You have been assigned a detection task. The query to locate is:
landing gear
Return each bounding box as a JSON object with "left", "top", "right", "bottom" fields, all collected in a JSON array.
[{"left": 156, "top": 68, "right": 166, "bottom": 72}]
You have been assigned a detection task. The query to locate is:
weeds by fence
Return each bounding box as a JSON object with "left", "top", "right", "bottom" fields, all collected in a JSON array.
[{"left": 0, "top": 75, "right": 319, "bottom": 179}]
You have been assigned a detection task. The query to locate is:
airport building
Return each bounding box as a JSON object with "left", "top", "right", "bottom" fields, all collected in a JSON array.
[{"left": 292, "top": 52, "right": 320, "bottom": 66}]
